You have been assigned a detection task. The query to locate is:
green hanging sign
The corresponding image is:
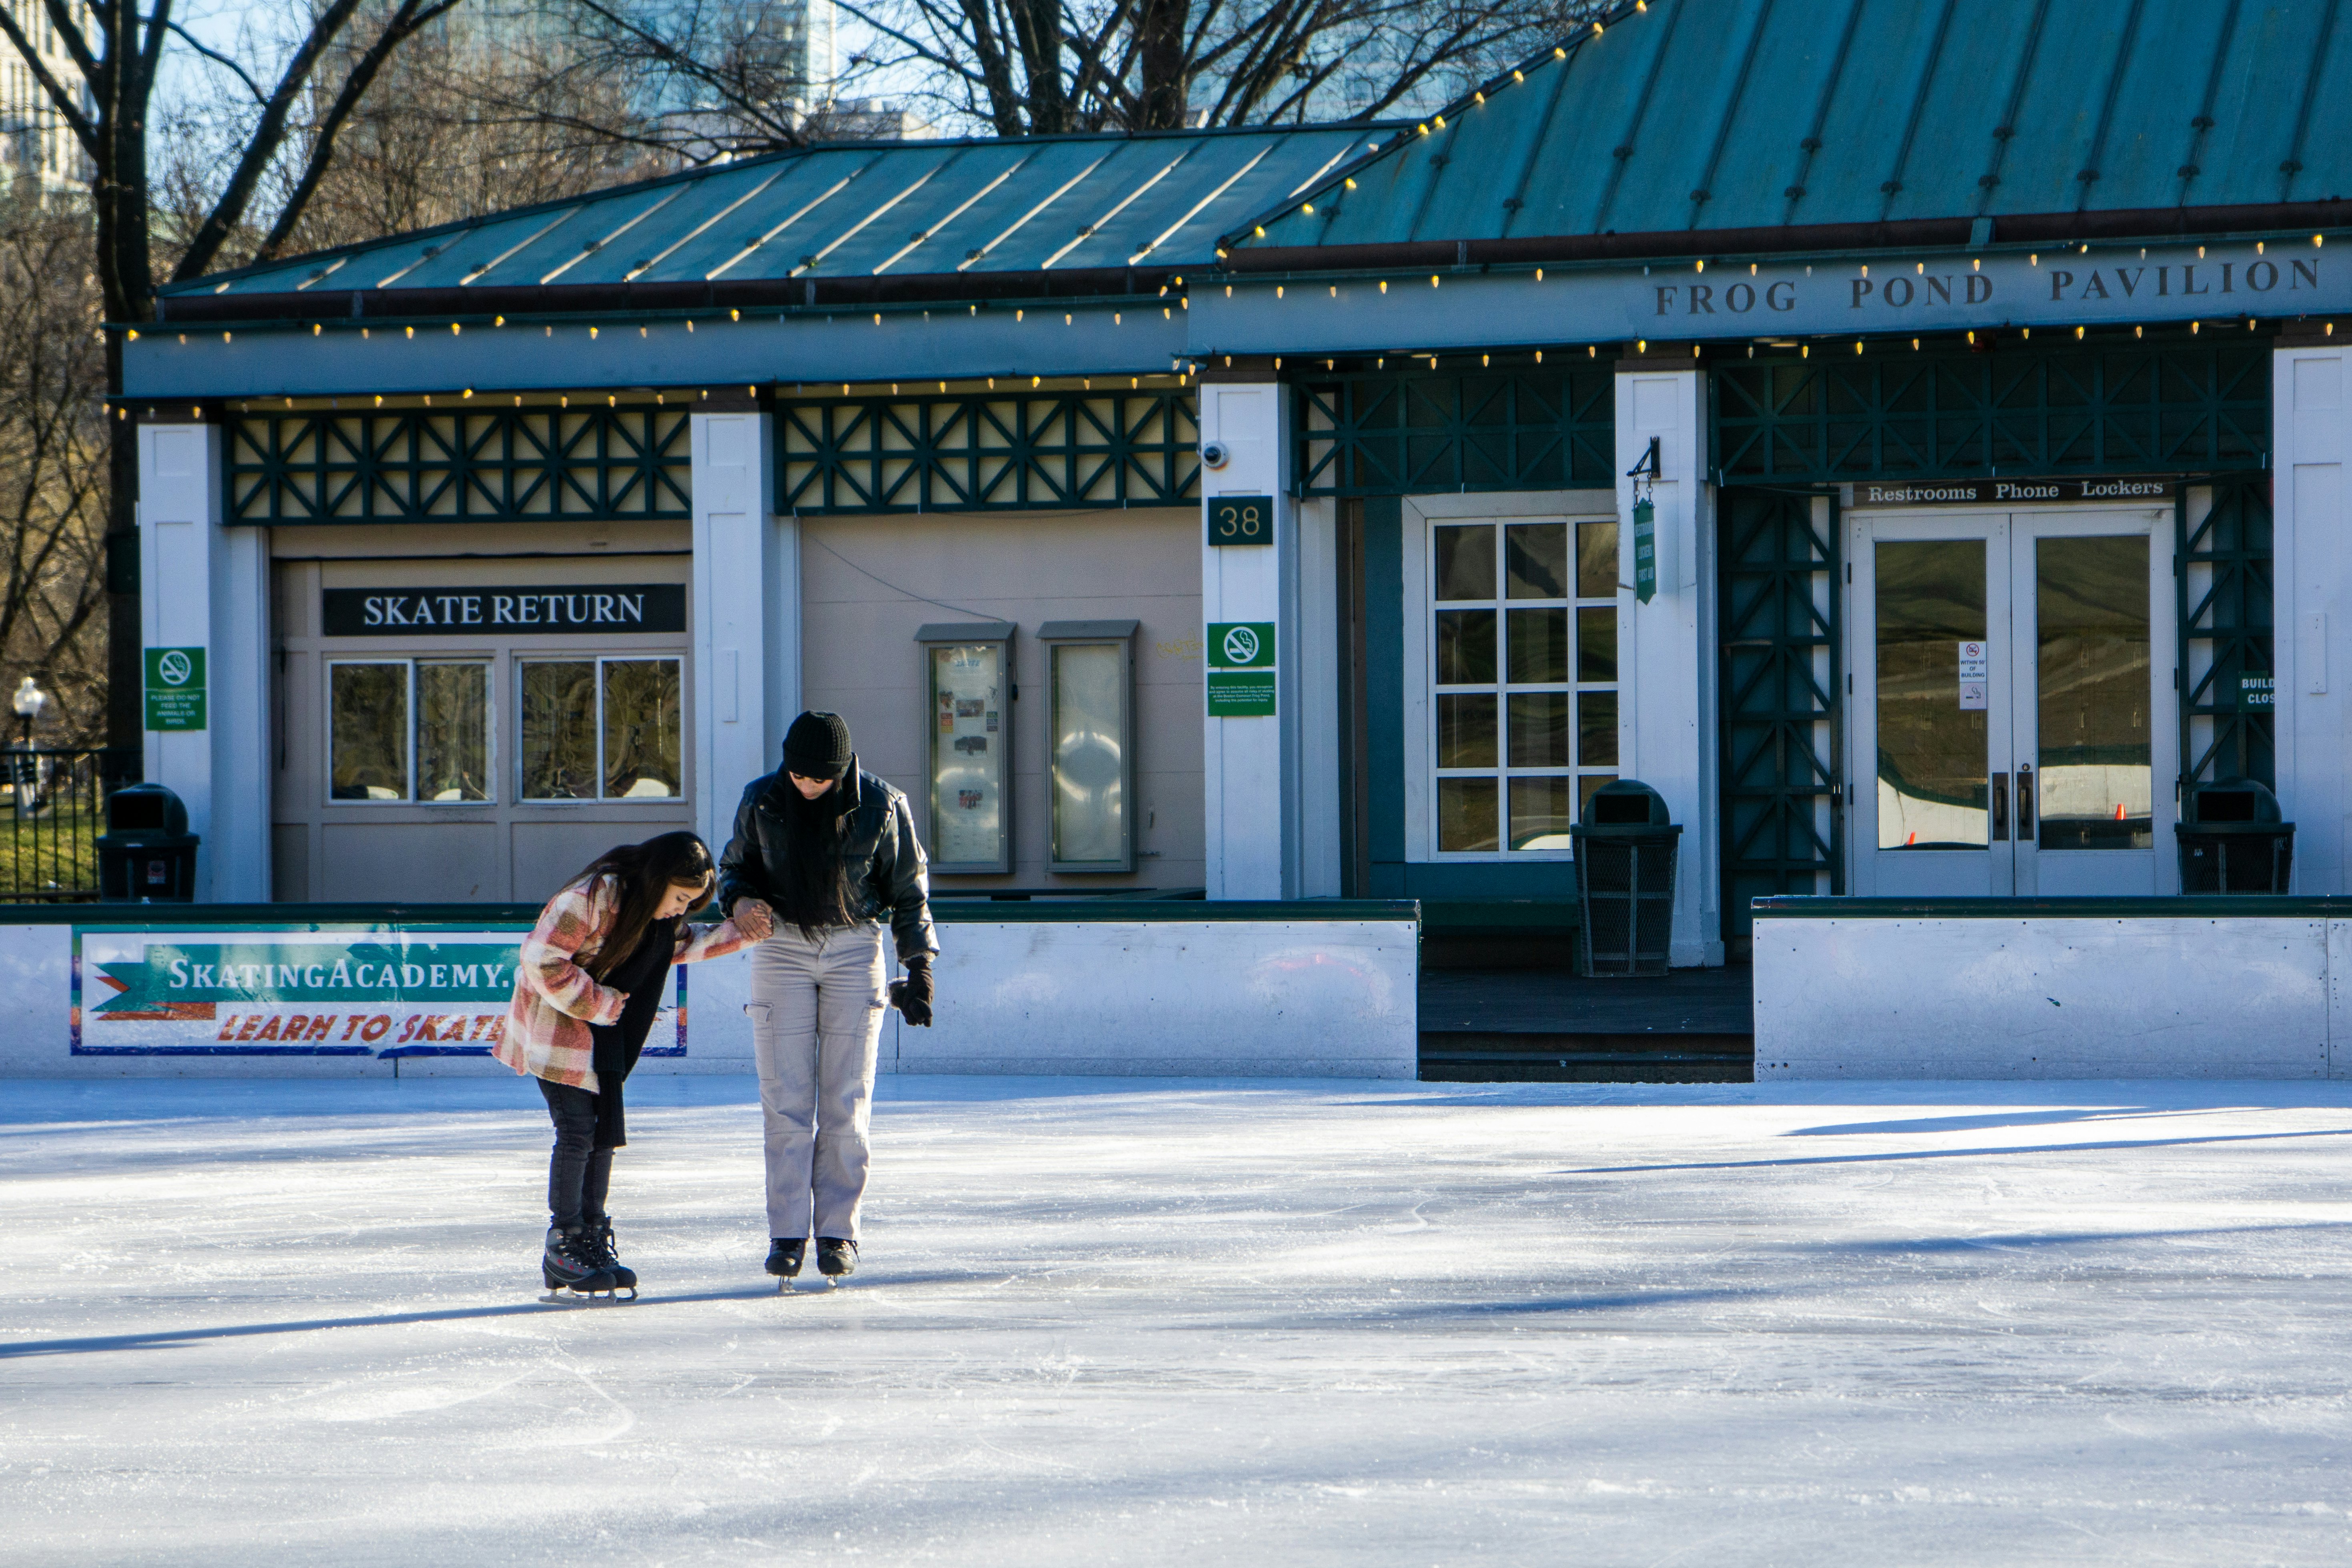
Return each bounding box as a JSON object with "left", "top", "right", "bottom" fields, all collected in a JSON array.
[{"left": 1632, "top": 499, "right": 1657, "bottom": 604}]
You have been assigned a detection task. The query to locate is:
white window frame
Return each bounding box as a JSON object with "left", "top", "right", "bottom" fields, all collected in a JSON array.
[
  {"left": 323, "top": 656, "right": 496, "bottom": 807},
  {"left": 1403, "top": 491, "right": 1624, "bottom": 863},
  {"left": 515, "top": 652, "right": 686, "bottom": 803}
]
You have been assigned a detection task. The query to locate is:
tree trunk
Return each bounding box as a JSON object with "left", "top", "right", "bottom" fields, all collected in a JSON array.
[
  {"left": 1009, "top": 0, "right": 1069, "bottom": 133},
  {"left": 1135, "top": 0, "right": 1190, "bottom": 130}
]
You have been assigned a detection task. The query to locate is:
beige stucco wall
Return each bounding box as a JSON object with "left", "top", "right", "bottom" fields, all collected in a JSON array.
[{"left": 799, "top": 508, "right": 1204, "bottom": 893}]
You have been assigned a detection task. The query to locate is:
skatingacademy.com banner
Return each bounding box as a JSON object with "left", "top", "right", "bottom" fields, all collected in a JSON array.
[{"left": 71, "top": 925, "right": 684, "bottom": 1058}]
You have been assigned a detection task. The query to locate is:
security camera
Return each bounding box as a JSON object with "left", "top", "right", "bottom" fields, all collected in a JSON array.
[{"left": 1200, "top": 442, "right": 1229, "bottom": 469}]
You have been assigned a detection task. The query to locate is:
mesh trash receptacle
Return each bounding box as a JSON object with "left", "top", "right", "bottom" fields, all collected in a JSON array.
[
  {"left": 95, "top": 783, "right": 199, "bottom": 901},
  {"left": 1569, "top": 779, "right": 1682, "bottom": 978},
  {"left": 2176, "top": 777, "right": 2293, "bottom": 894}
]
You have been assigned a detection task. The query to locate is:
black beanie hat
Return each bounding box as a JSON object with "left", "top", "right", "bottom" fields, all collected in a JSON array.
[{"left": 783, "top": 711, "right": 854, "bottom": 779}]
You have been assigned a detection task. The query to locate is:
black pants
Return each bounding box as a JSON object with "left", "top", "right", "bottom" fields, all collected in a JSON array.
[{"left": 540, "top": 1078, "right": 624, "bottom": 1229}]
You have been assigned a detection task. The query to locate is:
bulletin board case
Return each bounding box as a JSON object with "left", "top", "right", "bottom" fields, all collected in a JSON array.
[{"left": 916, "top": 622, "right": 1016, "bottom": 874}]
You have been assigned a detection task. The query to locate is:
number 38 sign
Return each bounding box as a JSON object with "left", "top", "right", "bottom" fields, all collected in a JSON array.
[{"left": 1208, "top": 494, "right": 1273, "bottom": 547}]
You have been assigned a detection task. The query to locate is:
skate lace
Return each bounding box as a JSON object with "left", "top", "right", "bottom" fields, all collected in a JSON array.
[{"left": 582, "top": 1225, "right": 620, "bottom": 1270}]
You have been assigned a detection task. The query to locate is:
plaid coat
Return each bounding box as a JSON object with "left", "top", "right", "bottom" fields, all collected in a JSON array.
[{"left": 494, "top": 873, "right": 758, "bottom": 1093}]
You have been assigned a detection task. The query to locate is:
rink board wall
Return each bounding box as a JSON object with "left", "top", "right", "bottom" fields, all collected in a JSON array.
[
  {"left": 0, "top": 901, "right": 1418, "bottom": 1080},
  {"left": 1754, "top": 898, "right": 2352, "bottom": 1079}
]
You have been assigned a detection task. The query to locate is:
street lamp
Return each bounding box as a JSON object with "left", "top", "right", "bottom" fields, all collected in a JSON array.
[
  {"left": 10, "top": 677, "right": 46, "bottom": 814},
  {"left": 12, "top": 676, "right": 46, "bottom": 747}
]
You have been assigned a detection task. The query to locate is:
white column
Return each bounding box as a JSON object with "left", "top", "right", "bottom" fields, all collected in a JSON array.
[
  {"left": 138, "top": 420, "right": 268, "bottom": 902},
  {"left": 1614, "top": 367, "right": 1721, "bottom": 966},
  {"left": 691, "top": 408, "right": 795, "bottom": 855},
  {"left": 1200, "top": 380, "right": 1299, "bottom": 900},
  {"left": 2271, "top": 343, "right": 2350, "bottom": 893}
]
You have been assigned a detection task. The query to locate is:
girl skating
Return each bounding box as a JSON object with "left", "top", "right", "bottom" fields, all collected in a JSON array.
[{"left": 497, "top": 831, "right": 767, "bottom": 1299}]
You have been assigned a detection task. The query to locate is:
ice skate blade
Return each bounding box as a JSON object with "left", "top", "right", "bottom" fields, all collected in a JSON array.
[{"left": 540, "top": 1285, "right": 636, "bottom": 1304}]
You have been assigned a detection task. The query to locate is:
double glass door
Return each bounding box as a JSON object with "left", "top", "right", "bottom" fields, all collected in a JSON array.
[{"left": 1850, "top": 508, "right": 2176, "bottom": 896}]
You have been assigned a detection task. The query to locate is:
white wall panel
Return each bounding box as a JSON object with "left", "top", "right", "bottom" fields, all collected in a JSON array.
[{"left": 1757, "top": 916, "right": 2334, "bottom": 1078}]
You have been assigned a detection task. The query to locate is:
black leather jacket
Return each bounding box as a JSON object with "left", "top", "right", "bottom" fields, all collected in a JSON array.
[{"left": 716, "top": 761, "right": 939, "bottom": 964}]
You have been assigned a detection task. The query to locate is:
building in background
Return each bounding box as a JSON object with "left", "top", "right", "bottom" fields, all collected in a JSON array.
[
  {"left": 0, "top": 0, "right": 94, "bottom": 193},
  {"left": 114, "top": 0, "right": 2352, "bottom": 971}
]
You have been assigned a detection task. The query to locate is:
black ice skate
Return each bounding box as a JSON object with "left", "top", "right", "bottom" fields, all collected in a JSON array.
[
  {"left": 541, "top": 1223, "right": 627, "bottom": 1301},
  {"left": 816, "top": 1237, "right": 858, "bottom": 1279},
  {"left": 767, "top": 1237, "right": 806, "bottom": 1290},
  {"left": 588, "top": 1217, "right": 638, "bottom": 1294}
]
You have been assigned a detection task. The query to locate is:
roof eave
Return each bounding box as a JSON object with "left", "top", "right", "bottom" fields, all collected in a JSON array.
[
  {"left": 1224, "top": 198, "right": 2352, "bottom": 275},
  {"left": 154, "top": 266, "right": 1198, "bottom": 326}
]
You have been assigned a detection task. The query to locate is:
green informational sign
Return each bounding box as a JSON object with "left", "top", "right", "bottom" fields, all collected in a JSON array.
[
  {"left": 1632, "top": 499, "right": 1657, "bottom": 604},
  {"left": 1206, "top": 670, "right": 1277, "bottom": 717},
  {"left": 143, "top": 646, "right": 207, "bottom": 731},
  {"left": 1206, "top": 622, "right": 1276, "bottom": 669},
  {"left": 2238, "top": 673, "right": 2275, "bottom": 709}
]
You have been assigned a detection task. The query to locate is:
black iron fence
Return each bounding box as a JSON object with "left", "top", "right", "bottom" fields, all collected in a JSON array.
[{"left": 2, "top": 748, "right": 140, "bottom": 901}]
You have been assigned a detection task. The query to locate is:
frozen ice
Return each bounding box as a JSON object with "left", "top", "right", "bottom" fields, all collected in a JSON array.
[{"left": 6, "top": 1074, "right": 2352, "bottom": 1564}]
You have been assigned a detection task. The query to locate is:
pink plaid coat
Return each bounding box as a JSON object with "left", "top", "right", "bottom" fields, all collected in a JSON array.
[{"left": 494, "top": 873, "right": 758, "bottom": 1093}]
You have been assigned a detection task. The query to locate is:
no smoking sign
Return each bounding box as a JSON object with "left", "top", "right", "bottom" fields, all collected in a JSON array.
[
  {"left": 143, "top": 646, "right": 207, "bottom": 732},
  {"left": 1205, "top": 622, "right": 1275, "bottom": 669}
]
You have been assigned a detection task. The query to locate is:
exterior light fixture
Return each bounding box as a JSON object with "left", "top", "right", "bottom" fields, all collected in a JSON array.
[
  {"left": 450, "top": 323, "right": 460, "bottom": 335},
  {"left": 2075, "top": 325, "right": 2085, "bottom": 338},
  {"left": 404, "top": 325, "right": 413, "bottom": 338},
  {"left": 1379, "top": 280, "right": 1387, "bottom": 293},
  {"left": 1303, "top": 203, "right": 1314, "bottom": 214}
]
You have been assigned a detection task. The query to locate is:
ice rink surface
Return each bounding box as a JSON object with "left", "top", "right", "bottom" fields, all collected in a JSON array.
[{"left": 5, "top": 1075, "right": 2352, "bottom": 1566}]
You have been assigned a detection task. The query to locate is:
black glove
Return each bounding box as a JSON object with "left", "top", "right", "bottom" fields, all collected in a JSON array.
[{"left": 889, "top": 957, "right": 934, "bottom": 1027}]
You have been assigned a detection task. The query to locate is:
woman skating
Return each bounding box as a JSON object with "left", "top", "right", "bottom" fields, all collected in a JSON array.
[
  {"left": 497, "top": 831, "right": 766, "bottom": 1298},
  {"left": 718, "top": 711, "right": 937, "bottom": 1284}
]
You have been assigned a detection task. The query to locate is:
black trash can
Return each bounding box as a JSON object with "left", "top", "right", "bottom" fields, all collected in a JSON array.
[
  {"left": 1569, "top": 779, "right": 1682, "bottom": 978},
  {"left": 96, "top": 783, "right": 199, "bottom": 901},
  {"left": 2176, "top": 777, "right": 2293, "bottom": 894}
]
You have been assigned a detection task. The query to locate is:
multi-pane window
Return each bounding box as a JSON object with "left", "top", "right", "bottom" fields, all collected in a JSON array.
[
  {"left": 518, "top": 657, "right": 683, "bottom": 800},
  {"left": 1432, "top": 518, "right": 1620, "bottom": 853},
  {"left": 329, "top": 661, "right": 490, "bottom": 803}
]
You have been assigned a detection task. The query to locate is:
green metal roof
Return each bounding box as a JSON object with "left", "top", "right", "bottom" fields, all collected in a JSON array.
[
  {"left": 166, "top": 125, "right": 1390, "bottom": 308},
  {"left": 1236, "top": 0, "right": 2352, "bottom": 265}
]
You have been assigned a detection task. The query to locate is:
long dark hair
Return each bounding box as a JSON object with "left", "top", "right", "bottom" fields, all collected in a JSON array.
[
  {"left": 776, "top": 772, "right": 856, "bottom": 937},
  {"left": 563, "top": 831, "right": 714, "bottom": 979}
]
